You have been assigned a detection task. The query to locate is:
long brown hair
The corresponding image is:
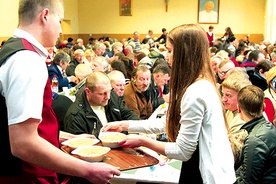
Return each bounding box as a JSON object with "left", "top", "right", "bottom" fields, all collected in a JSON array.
[{"left": 166, "top": 24, "right": 219, "bottom": 142}]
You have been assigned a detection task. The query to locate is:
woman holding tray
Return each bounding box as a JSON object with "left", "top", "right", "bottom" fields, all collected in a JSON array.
[{"left": 103, "top": 24, "right": 236, "bottom": 184}]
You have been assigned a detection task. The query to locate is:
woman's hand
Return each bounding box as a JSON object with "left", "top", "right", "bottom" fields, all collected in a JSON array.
[
  {"left": 119, "top": 134, "right": 144, "bottom": 148},
  {"left": 102, "top": 121, "right": 129, "bottom": 132}
]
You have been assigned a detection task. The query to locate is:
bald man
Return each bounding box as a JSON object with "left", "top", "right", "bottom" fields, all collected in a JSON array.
[
  {"left": 74, "top": 63, "right": 93, "bottom": 98},
  {"left": 64, "top": 72, "right": 140, "bottom": 137},
  {"left": 108, "top": 70, "right": 126, "bottom": 97}
]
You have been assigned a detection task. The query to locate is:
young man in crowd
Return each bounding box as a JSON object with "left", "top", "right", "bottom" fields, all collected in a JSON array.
[{"left": 236, "top": 85, "right": 276, "bottom": 183}]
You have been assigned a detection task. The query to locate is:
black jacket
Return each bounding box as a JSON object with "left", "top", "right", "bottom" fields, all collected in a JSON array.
[
  {"left": 65, "top": 58, "right": 79, "bottom": 76},
  {"left": 236, "top": 116, "right": 276, "bottom": 183},
  {"left": 64, "top": 90, "right": 140, "bottom": 137},
  {"left": 148, "top": 76, "right": 169, "bottom": 111},
  {"left": 249, "top": 72, "right": 268, "bottom": 91}
]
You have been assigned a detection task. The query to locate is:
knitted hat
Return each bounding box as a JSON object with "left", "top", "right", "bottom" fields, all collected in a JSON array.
[{"left": 266, "top": 66, "right": 276, "bottom": 85}]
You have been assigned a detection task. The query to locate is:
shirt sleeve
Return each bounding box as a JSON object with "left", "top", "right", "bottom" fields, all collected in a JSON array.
[
  {"left": 3, "top": 50, "right": 47, "bottom": 125},
  {"left": 128, "top": 116, "right": 166, "bottom": 134},
  {"left": 165, "top": 89, "right": 203, "bottom": 161}
]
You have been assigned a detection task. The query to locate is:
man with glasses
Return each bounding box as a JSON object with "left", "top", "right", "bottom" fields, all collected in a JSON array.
[{"left": 218, "top": 59, "right": 235, "bottom": 81}]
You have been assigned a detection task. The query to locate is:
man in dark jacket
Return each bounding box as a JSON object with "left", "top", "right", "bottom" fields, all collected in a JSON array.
[
  {"left": 236, "top": 85, "right": 276, "bottom": 183},
  {"left": 155, "top": 28, "right": 167, "bottom": 44},
  {"left": 64, "top": 72, "right": 140, "bottom": 137},
  {"left": 65, "top": 49, "right": 84, "bottom": 76},
  {"left": 248, "top": 60, "right": 273, "bottom": 91},
  {"left": 148, "top": 64, "right": 170, "bottom": 111}
]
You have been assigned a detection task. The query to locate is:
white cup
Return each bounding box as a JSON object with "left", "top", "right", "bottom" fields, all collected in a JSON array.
[{"left": 62, "top": 87, "right": 69, "bottom": 95}]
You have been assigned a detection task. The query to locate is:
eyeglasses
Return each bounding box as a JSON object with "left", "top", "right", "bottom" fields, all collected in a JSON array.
[{"left": 219, "top": 68, "right": 231, "bottom": 76}]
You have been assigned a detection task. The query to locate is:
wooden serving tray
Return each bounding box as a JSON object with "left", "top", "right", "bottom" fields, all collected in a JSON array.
[{"left": 61, "top": 145, "right": 159, "bottom": 171}]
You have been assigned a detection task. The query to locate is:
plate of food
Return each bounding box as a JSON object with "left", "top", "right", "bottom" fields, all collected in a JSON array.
[
  {"left": 61, "top": 137, "right": 100, "bottom": 152},
  {"left": 99, "top": 132, "right": 126, "bottom": 148},
  {"left": 71, "top": 145, "right": 111, "bottom": 162}
]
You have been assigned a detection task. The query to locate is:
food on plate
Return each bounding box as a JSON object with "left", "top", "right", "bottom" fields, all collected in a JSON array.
[
  {"left": 69, "top": 87, "right": 76, "bottom": 96},
  {"left": 71, "top": 145, "right": 111, "bottom": 162},
  {"left": 99, "top": 132, "right": 126, "bottom": 148},
  {"left": 100, "top": 133, "right": 126, "bottom": 141},
  {"left": 61, "top": 137, "right": 99, "bottom": 151}
]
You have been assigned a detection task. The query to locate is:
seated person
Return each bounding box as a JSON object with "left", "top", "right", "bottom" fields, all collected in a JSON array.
[
  {"left": 64, "top": 72, "right": 140, "bottom": 137},
  {"left": 124, "top": 65, "right": 152, "bottom": 119},
  {"left": 264, "top": 66, "right": 276, "bottom": 126},
  {"left": 110, "top": 60, "right": 128, "bottom": 79},
  {"left": 217, "top": 59, "right": 236, "bottom": 92},
  {"left": 108, "top": 70, "right": 126, "bottom": 98},
  {"left": 74, "top": 63, "right": 93, "bottom": 98},
  {"left": 221, "top": 71, "right": 252, "bottom": 167},
  {"left": 154, "top": 28, "right": 167, "bottom": 44},
  {"left": 83, "top": 49, "right": 96, "bottom": 66},
  {"left": 240, "top": 50, "right": 265, "bottom": 76},
  {"left": 107, "top": 42, "right": 124, "bottom": 63},
  {"left": 47, "top": 51, "right": 77, "bottom": 92},
  {"left": 65, "top": 49, "right": 84, "bottom": 76},
  {"left": 74, "top": 56, "right": 109, "bottom": 98},
  {"left": 218, "top": 59, "right": 236, "bottom": 82},
  {"left": 92, "top": 56, "right": 109, "bottom": 73},
  {"left": 148, "top": 64, "right": 170, "bottom": 111},
  {"left": 236, "top": 85, "right": 276, "bottom": 183},
  {"left": 249, "top": 60, "right": 273, "bottom": 91},
  {"left": 210, "top": 55, "right": 224, "bottom": 84}
]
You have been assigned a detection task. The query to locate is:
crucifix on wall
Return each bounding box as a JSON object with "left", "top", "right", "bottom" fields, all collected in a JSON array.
[{"left": 165, "top": 0, "right": 169, "bottom": 12}]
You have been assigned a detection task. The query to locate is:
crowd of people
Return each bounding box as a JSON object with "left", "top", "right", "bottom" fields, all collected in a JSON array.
[
  {"left": 0, "top": 0, "right": 276, "bottom": 184},
  {"left": 37, "top": 21, "right": 276, "bottom": 183}
]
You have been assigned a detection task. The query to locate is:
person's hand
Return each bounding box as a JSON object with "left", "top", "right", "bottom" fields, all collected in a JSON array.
[
  {"left": 119, "top": 134, "right": 144, "bottom": 148},
  {"left": 69, "top": 76, "right": 77, "bottom": 83},
  {"left": 102, "top": 121, "right": 129, "bottom": 132},
  {"left": 162, "top": 94, "right": 169, "bottom": 103},
  {"left": 86, "top": 162, "right": 120, "bottom": 183}
]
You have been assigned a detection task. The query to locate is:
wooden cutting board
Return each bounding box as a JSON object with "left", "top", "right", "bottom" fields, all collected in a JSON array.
[{"left": 61, "top": 145, "right": 159, "bottom": 171}]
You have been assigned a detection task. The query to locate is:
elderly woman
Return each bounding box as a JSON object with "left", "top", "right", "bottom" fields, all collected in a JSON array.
[{"left": 83, "top": 49, "right": 96, "bottom": 67}]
